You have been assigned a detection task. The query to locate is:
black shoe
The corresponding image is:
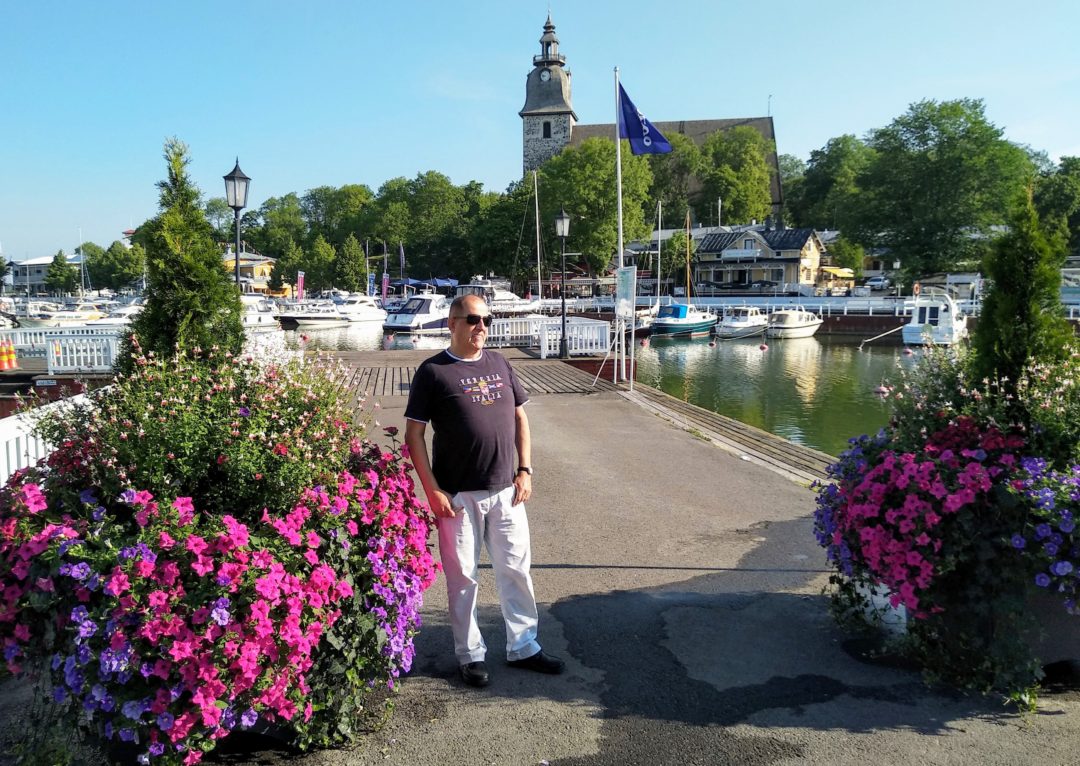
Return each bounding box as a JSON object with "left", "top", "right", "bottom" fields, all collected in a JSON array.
[
  {"left": 507, "top": 650, "right": 565, "bottom": 675},
  {"left": 459, "top": 661, "right": 490, "bottom": 687}
]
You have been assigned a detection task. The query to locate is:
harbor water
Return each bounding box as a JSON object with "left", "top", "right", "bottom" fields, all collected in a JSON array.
[{"left": 284, "top": 323, "right": 913, "bottom": 457}]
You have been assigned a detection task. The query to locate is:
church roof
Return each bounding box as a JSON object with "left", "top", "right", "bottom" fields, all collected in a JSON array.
[{"left": 570, "top": 117, "right": 782, "bottom": 206}]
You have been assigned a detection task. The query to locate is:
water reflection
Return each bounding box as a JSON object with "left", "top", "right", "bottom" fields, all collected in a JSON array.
[{"left": 637, "top": 335, "right": 918, "bottom": 456}]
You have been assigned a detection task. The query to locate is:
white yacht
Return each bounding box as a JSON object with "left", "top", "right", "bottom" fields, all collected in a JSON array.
[
  {"left": 902, "top": 289, "right": 969, "bottom": 346},
  {"left": 336, "top": 294, "right": 387, "bottom": 323},
  {"left": 382, "top": 294, "right": 451, "bottom": 333},
  {"left": 765, "top": 307, "right": 823, "bottom": 339},
  {"left": 86, "top": 305, "right": 143, "bottom": 327},
  {"left": 713, "top": 306, "right": 769, "bottom": 339},
  {"left": 275, "top": 300, "right": 350, "bottom": 329},
  {"left": 455, "top": 280, "right": 538, "bottom": 314},
  {"left": 241, "top": 294, "right": 281, "bottom": 333},
  {"left": 21, "top": 302, "right": 108, "bottom": 328}
]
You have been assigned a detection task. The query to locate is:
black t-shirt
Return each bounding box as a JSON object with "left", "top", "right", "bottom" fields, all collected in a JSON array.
[{"left": 404, "top": 350, "right": 529, "bottom": 494}]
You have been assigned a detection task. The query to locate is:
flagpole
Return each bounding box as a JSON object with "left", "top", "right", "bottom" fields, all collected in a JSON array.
[
  {"left": 656, "top": 200, "right": 663, "bottom": 307},
  {"left": 614, "top": 66, "right": 625, "bottom": 384},
  {"left": 533, "top": 170, "right": 542, "bottom": 304}
]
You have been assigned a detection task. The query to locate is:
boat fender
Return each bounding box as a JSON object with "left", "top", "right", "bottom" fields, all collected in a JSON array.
[
  {"left": 902, "top": 347, "right": 914, "bottom": 356},
  {"left": 708, "top": 341, "right": 716, "bottom": 348},
  {"left": 759, "top": 343, "right": 768, "bottom": 351}
]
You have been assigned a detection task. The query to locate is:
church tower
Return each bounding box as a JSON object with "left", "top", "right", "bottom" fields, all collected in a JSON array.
[{"left": 520, "top": 14, "right": 577, "bottom": 175}]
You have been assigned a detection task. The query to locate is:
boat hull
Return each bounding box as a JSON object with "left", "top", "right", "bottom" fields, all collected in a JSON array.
[
  {"left": 714, "top": 322, "right": 767, "bottom": 339},
  {"left": 765, "top": 323, "right": 821, "bottom": 339},
  {"left": 382, "top": 317, "right": 449, "bottom": 334},
  {"left": 650, "top": 318, "right": 717, "bottom": 338},
  {"left": 289, "top": 317, "right": 350, "bottom": 329}
]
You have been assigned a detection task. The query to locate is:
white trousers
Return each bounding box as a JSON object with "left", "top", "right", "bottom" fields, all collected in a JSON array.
[{"left": 438, "top": 485, "right": 541, "bottom": 664}]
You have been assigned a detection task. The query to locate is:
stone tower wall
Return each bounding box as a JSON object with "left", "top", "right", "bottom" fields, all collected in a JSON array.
[{"left": 523, "top": 114, "right": 574, "bottom": 174}]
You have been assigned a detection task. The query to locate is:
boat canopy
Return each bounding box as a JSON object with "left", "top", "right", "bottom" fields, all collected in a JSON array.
[
  {"left": 657, "top": 304, "right": 691, "bottom": 319},
  {"left": 420, "top": 277, "right": 459, "bottom": 288}
]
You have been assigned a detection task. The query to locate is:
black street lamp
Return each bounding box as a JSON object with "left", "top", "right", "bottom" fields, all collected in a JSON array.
[
  {"left": 223, "top": 159, "right": 251, "bottom": 286},
  {"left": 555, "top": 208, "right": 571, "bottom": 359}
]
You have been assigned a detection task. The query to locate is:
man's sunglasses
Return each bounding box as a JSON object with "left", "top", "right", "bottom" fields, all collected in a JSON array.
[{"left": 454, "top": 313, "right": 493, "bottom": 327}]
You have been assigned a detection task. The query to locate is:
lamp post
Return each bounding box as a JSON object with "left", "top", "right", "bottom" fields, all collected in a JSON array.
[
  {"left": 555, "top": 208, "right": 571, "bottom": 359},
  {"left": 223, "top": 159, "right": 251, "bottom": 286}
]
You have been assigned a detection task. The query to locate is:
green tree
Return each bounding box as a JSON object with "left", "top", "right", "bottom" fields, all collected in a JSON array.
[
  {"left": 302, "top": 235, "right": 336, "bottom": 292},
  {"left": 204, "top": 197, "right": 233, "bottom": 243},
  {"left": 252, "top": 193, "right": 306, "bottom": 257},
  {"left": 365, "top": 178, "right": 412, "bottom": 249},
  {"left": 75, "top": 241, "right": 104, "bottom": 291},
  {"left": 86, "top": 240, "right": 144, "bottom": 292},
  {"left": 971, "top": 192, "right": 1073, "bottom": 399},
  {"left": 126, "top": 138, "right": 243, "bottom": 367},
  {"left": 647, "top": 133, "right": 703, "bottom": 223},
  {"left": 662, "top": 228, "right": 698, "bottom": 292},
  {"left": 827, "top": 236, "right": 866, "bottom": 277},
  {"left": 786, "top": 135, "right": 875, "bottom": 229},
  {"left": 1034, "top": 156, "right": 1080, "bottom": 257},
  {"left": 45, "top": 250, "right": 79, "bottom": 294},
  {"left": 335, "top": 233, "right": 366, "bottom": 292},
  {"left": 470, "top": 180, "right": 535, "bottom": 290},
  {"left": 846, "top": 99, "right": 1033, "bottom": 277},
  {"left": 269, "top": 239, "right": 302, "bottom": 293},
  {"left": 539, "top": 137, "right": 653, "bottom": 275},
  {"left": 697, "top": 126, "right": 774, "bottom": 226}
]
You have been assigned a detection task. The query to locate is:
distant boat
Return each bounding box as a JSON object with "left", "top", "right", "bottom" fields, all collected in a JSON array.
[
  {"left": 382, "top": 294, "right": 451, "bottom": 334},
  {"left": 240, "top": 294, "right": 281, "bottom": 333},
  {"left": 275, "top": 300, "right": 350, "bottom": 329},
  {"left": 21, "top": 302, "right": 108, "bottom": 328},
  {"left": 713, "top": 306, "right": 768, "bottom": 339},
  {"left": 901, "top": 289, "right": 968, "bottom": 346},
  {"left": 336, "top": 294, "right": 387, "bottom": 323},
  {"left": 650, "top": 303, "right": 718, "bottom": 338},
  {"left": 86, "top": 305, "right": 143, "bottom": 327},
  {"left": 766, "top": 307, "right": 823, "bottom": 339},
  {"left": 455, "top": 280, "right": 538, "bottom": 314}
]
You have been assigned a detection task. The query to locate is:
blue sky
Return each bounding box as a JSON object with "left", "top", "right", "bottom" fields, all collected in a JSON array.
[{"left": 1, "top": 0, "right": 1077, "bottom": 260}]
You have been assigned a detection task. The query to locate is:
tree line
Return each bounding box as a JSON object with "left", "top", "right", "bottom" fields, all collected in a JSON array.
[{"left": 53, "top": 97, "right": 1079, "bottom": 298}]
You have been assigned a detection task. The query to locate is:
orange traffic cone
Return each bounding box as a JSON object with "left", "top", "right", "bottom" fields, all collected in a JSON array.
[
  {"left": 0, "top": 340, "right": 10, "bottom": 372},
  {"left": 8, "top": 340, "right": 18, "bottom": 370}
]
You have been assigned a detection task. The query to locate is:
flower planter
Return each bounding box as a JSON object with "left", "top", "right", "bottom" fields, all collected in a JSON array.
[{"left": 855, "top": 581, "right": 908, "bottom": 636}]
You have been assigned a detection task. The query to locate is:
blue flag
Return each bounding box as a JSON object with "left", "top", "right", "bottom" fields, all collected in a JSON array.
[{"left": 617, "top": 82, "right": 672, "bottom": 155}]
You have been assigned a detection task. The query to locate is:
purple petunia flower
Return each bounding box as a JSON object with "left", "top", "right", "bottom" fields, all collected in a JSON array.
[
  {"left": 1061, "top": 518, "right": 1076, "bottom": 534},
  {"left": 1036, "top": 523, "right": 1053, "bottom": 539},
  {"left": 238, "top": 406, "right": 251, "bottom": 417},
  {"left": 120, "top": 489, "right": 138, "bottom": 505},
  {"left": 79, "top": 489, "right": 98, "bottom": 504},
  {"left": 1052, "top": 560, "right": 1075, "bottom": 577},
  {"left": 240, "top": 708, "right": 258, "bottom": 728},
  {"left": 1036, "top": 573, "right": 1052, "bottom": 587},
  {"left": 69, "top": 562, "right": 91, "bottom": 580},
  {"left": 92, "top": 506, "right": 106, "bottom": 521},
  {"left": 157, "top": 712, "right": 174, "bottom": 731}
]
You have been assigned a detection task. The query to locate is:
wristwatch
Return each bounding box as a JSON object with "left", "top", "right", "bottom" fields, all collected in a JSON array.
[{"left": 517, "top": 466, "right": 533, "bottom": 476}]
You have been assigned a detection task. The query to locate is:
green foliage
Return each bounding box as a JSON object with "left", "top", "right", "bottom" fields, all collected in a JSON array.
[
  {"left": 846, "top": 99, "right": 1033, "bottom": 277},
  {"left": 124, "top": 138, "right": 243, "bottom": 369},
  {"left": 827, "top": 236, "right": 865, "bottom": 276},
  {"left": 647, "top": 132, "right": 703, "bottom": 222},
  {"left": 539, "top": 137, "right": 652, "bottom": 275},
  {"left": 34, "top": 344, "right": 356, "bottom": 519},
  {"left": 662, "top": 228, "right": 697, "bottom": 286},
  {"left": 697, "top": 126, "right": 774, "bottom": 225},
  {"left": 270, "top": 239, "right": 303, "bottom": 293},
  {"left": 1034, "top": 156, "right": 1080, "bottom": 257},
  {"left": 971, "top": 194, "right": 1073, "bottom": 397},
  {"left": 44, "top": 251, "right": 78, "bottom": 294},
  {"left": 785, "top": 135, "right": 875, "bottom": 230},
  {"left": 303, "top": 234, "right": 337, "bottom": 292},
  {"left": 203, "top": 196, "right": 233, "bottom": 242},
  {"left": 335, "top": 233, "right": 367, "bottom": 292},
  {"left": 86, "top": 240, "right": 144, "bottom": 292},
  {"left": 469, "top": 180, "right": 536, "bottom": 291}
]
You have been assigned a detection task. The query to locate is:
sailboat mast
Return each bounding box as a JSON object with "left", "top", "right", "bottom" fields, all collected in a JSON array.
[
  {"left": 656, "top": 201, "right": 662, "bottom": 305},
  {"left": 533, "top": 170, "right": 542, "bottom": 300},
  {"left": 684, "top": 211, "right": 691, "bottom": 299}
]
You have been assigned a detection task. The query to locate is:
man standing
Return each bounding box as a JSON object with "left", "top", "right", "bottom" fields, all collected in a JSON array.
[{"left": 404, "top": 295, "right": 564, "bottom": 687}]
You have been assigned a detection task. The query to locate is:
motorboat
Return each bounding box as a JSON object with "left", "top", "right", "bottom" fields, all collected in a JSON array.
[
  {"left": 902, "top": 289, "right": 969, "bottom": 346},
  {"left": 455, "top": 280, "right": 538, "bottom": 314},
  {"left": 382, "top": 294, "right": 451, "bottom": 334},
  {"left": 713, "top": 306, "right": 768, "bottom": 339},
  {"left": 85, "top": 304, "right": 143, "bottom": 327},
  {"left": 275, "top": 300, "right": 350, "bottom": 330},
  {"left": 336, "top": 294, "right": 387, "bottom": 323},
  {"left": 241, "top": 294, "right": 281, "bottom": 333},
  {"left": 766, "top": 307, "right": 823, "bottom": 339},
  {"left": 649, "top": 304, "right": 718, "bottom": 338},
  {"left": 21, "top": 301, "right": 108, "bottom": 327}
]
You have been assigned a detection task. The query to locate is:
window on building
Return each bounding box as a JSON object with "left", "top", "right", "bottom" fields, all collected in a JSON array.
[
  {"left": 743, "top": 239, "right": 754, "bottom": 249},
  {"left": 543, "top": 121, "right": 551, "bottom": 139}
]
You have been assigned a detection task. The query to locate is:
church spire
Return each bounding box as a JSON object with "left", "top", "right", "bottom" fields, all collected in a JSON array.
[{"left": 536, "top": 13, "right": 565, "bottom": 67}]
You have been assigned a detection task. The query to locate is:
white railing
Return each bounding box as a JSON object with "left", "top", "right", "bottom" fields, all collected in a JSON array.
[
  {"left": 0, "top": 394, "right": 89, "bottom": 486},
  {"left": 0, "top": 327, "right": 122, "bottom": 374},
  {"left": 486, "top": 315, "right": 612, "bottom": 358}
]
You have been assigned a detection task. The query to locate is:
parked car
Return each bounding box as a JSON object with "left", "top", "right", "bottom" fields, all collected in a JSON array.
[
  {"left": 751, "top": 279, "right": 778, "bottom": 290},
  {"left": 865, "top": 276, "right": 891, "bottom": 290}
]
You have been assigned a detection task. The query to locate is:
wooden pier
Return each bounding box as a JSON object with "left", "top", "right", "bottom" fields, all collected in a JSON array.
[{"left": 331, "top": 349, "right": 832, "bottom": 485}]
